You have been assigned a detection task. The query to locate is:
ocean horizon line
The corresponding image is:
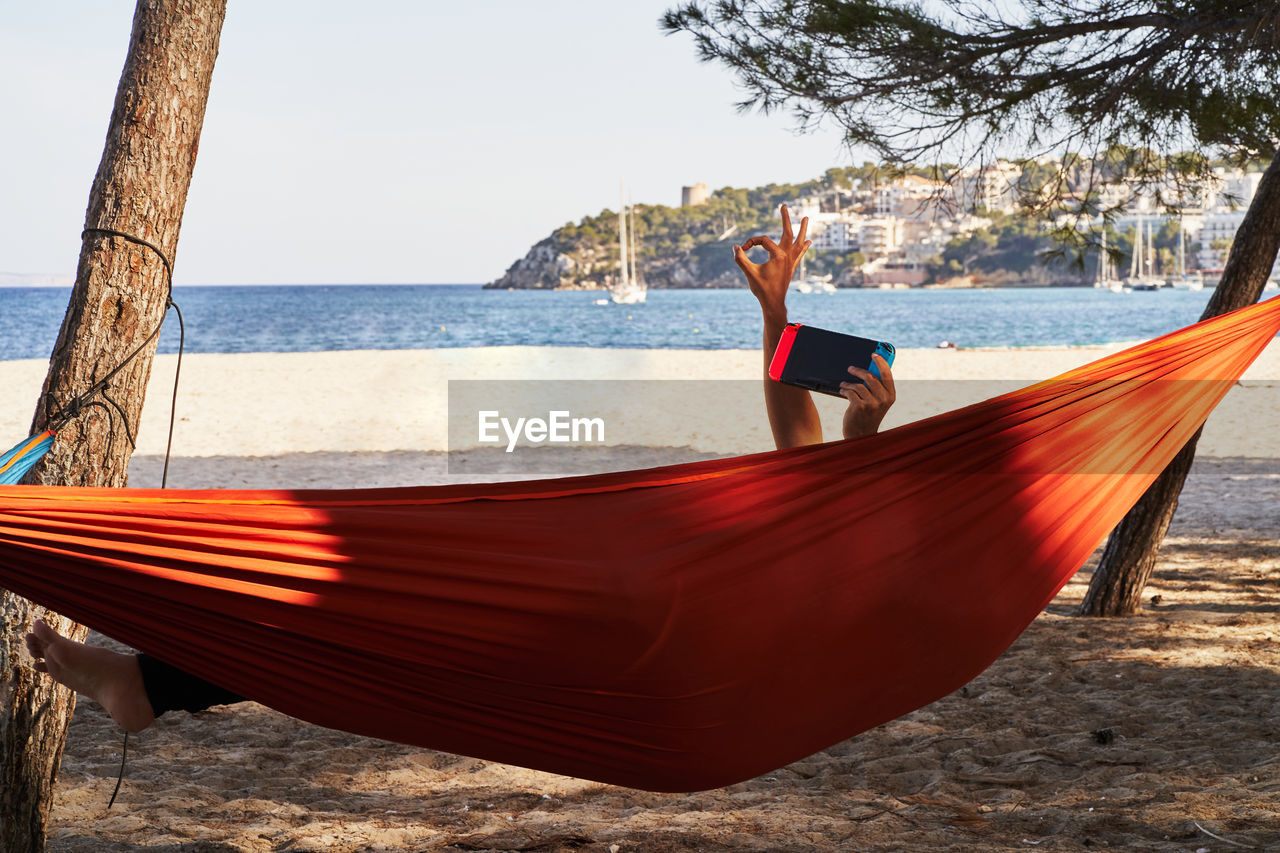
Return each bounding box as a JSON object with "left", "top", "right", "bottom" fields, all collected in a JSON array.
[{"left": 0, "top": 285, "right": 1233, "bottom": 362}]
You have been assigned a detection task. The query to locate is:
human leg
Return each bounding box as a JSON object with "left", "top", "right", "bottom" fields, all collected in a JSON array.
[
  {"left": 25, "top": 619, "right": 244, "bottom": 732},
  {"left": 25, "top": 619, "right": 156, "bottom": 732}
]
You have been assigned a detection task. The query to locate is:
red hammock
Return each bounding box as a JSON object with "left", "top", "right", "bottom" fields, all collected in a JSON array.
[{"left": 1, "top": 297, "right": 1278, "bottom": 792}]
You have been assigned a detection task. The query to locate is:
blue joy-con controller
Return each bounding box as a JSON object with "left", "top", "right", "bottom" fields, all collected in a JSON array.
[{"left": 869, "top": 341, "right": 896, "bottom": 380}]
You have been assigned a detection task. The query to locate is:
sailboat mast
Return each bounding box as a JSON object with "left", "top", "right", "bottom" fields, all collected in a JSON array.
[
  {"left": 1178, "top": 222, "right": 1186, "bottom": 277},
  {"left": 1130, "top": 222, "right": 1139, "bottom": 279},
  {"left": 628, "top": 190, "right": 638, "bottom": 288},
  {"left": 1152, "top": 219, "right": 1162, "bottom": 275},
  {"left": 1141, "top": 219, "right": 1152, "bottom": 275},
  {"left": 618, "top": 182, "right": 629, "bottom": 289}
]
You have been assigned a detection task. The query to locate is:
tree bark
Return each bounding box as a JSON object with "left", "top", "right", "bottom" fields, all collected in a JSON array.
[
  {"left": 0, "top": 2, "right": 224, "bottom": 849},
  {"left": 1080, "top": 149, "right": 1280, "bottom": 616}
]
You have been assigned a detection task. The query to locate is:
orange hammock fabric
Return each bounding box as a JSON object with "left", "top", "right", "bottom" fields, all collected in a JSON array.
[{"left": 1, "top": 297, "right": 1278, "bottom": 792}]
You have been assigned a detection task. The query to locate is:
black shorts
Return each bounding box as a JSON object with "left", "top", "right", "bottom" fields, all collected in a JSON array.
[{"left": 136, "top": 654, "right": 245, "bottom": 716}]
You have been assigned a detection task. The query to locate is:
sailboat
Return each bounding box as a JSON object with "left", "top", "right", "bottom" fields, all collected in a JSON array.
[
  {"left": 1124, "top": 217, "right": 1165, "bottom": 291},
  {"left": 789, "top": 251, "right": 813, "bottom": 293},
  {"left": 611, "top": 187, "right": 646, "bottom": 305},
  {"left": 1168, "top": 222, "right": 1204, "bottom": 290},
  {"left": 790, "top": 251, "right": 836, "bottom": 294},
  {"left": 1095, "top": 229, "right": 1125, "bottom": 292}
]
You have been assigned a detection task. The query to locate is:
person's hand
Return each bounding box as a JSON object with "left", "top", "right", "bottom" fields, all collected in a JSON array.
[
  {"left": 840, "top": 354, "right": 896, "bottom": 439},
  {"left": 734, "top": 205, "right": 810, "bottom": 323}
]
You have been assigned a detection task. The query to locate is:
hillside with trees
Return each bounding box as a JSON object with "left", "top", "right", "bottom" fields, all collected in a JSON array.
[
  {"left": 488, "top": 175, "right": 840, "bottom": 290},
  {"left": 487, "top": 156, "right": 1224, "bottom": 290}
]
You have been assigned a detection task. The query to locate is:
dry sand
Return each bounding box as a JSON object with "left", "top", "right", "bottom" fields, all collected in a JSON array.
[
  {"left": 4, "top": 341, "right": 1278, "bottom": 463},
  {"left": 1, "top": 342, "right": 1275, "bottom": 851}
]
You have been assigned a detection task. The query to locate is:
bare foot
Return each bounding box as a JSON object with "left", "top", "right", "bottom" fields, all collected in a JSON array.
[{"left": 25, "top": 620, "right": 155, "bottom": 733}]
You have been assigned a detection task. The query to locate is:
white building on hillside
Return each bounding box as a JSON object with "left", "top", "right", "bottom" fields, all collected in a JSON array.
[
  {"left": 856, "top": 217, "right": 903, "bottom": 257},
  {"left": 953, "top": 161, "right": 1022, "bottom": 214},
  {"left": 874, "top": 174, "right": 948, "bottom": 218},
  {"left": 776, "top": 206, "right": 905, "bottom": 257},
  {"left": 785, "top": 200, "right": 856, "bottom": 252},
  {"left": 810, "top": 215, "right": 856, "bottom": 252},
  {"left": 1211, "top": 169, "right": 1262, "bottom": 209},
  {"left": 1198, "top": 209, "right": 1243, "bottom": 269}
]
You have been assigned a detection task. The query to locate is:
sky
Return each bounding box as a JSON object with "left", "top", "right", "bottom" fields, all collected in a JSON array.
[{"left": 0, "top": 1, "right": 856, "bottom": 285}]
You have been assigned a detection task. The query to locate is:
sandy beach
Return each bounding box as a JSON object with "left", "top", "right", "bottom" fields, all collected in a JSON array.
[
  {"left": 4, "top": 341, "right": 1277, "bottom": 468},
  {"left": 2, "top": 341, "right": 1277, "bottom": 851}
]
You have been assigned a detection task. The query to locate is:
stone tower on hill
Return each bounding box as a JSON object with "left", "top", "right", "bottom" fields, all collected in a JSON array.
[{"left": 681, "top": 183, "right": 709, "bottom": 207}]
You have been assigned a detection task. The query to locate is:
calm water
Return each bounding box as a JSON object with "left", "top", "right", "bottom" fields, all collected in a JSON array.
[{"left": 0, "top": 284, "right": 1253, "bottom": 361}]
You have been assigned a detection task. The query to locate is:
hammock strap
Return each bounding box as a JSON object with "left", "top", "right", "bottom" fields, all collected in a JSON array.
[{"left": 0, "top": 432, "right": 56, "bottom": 484}]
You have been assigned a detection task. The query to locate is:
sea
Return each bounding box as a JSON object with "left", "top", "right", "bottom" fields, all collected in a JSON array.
[{"left": 0, "top": 284, "right": 1256, "bottom": 361}]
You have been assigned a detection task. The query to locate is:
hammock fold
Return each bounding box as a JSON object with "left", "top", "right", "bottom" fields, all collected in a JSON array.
[{"left": 1, "top": 297, "right": 1277, "bottom": 791}]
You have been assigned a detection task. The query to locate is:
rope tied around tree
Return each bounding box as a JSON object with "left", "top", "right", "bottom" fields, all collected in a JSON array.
[{"left": 43, "top": 227, "right": 187, "bottom": 489}]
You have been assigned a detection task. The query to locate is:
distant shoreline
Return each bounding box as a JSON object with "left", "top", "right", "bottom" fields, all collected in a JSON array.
[
  {"left": 0, "top": 281, "right": 486, "bottom": 288},
  {"left": 0, "top": 281, "right": 1166, "bottom": 290},
  {"left": 491, "top": 281, "right": 1099, "bottom": 291}
]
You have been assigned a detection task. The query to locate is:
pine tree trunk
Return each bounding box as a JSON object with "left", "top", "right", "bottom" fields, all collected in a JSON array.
[
  {"left": 1080, "top": 149, "right": 1280, "bottom": 617},
  {"left": 0, "top": 2, "right": 224, "bottom": 848}
]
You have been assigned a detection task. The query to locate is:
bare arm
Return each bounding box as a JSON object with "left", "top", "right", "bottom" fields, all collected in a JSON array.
[
  {"left": 735, "top": 205, "right": 822, "bottom": 449},
  {"left": 736, "top": 205, "right": 897, "bottom": 449}
]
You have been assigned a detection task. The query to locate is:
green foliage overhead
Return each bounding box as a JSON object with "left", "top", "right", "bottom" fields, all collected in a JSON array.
[
  {"left": 663, "top": 0, "right": 1280, "bottom": 260},
  {"left": 664, "top": 1, "right": 1280, "bottom": 162}
]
